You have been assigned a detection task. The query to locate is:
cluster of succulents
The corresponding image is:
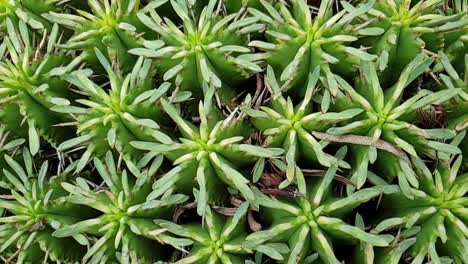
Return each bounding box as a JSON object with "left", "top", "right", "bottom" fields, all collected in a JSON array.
[{"left": 0, "top": 0, "right": 466, "bottom": 263}]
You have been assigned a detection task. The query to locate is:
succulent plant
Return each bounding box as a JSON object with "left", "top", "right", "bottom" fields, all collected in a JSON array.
[
  {"left": 244, "top": 147, "right": 396, "bottom": 264},
  {"left": 52, "top": 151, "right": 190, "bottom": 263},
  {"left": 0, "top": 125, "right": 25, "bottom": 185},
  {"left": 44, "top": 0, "right": 147, "bottom": 73},
  {"left": 157, "top": 202, "right": 289, "bottom": 263},
  {"left": 248, "top": 0, "right": 378, "bottom": 109},
  {"left": 243, "top": 66, "right": 356, "bottom": 181},
  {"left": 351, "top": 213, "right": 378, "bottom": 264},
  {"left": 371, "top": 150, "right": 467, "bottom": 263},
  {"left": 330, "top": 54, "right": 461, "bottom": 197},
  {"left": 0, "top": 1, "right": 466, "bottom": 263},
  {"left": 355, "top": 0, "right": 468, "bottom": 83},
  {"left": 436, "top": 52, "right": 468, "bottom": 168},
  {"left": 224, "top": 0, "right": 290, "bottom": 15},
  {"left": 442, "top": 0, "right": 468, "bottom": 74},
  {"left": 0, "top": 22, "right": 78, "bottom": 155},
  {"left": 131, "top": 0, "right": 263, "bottom": 100},
  {"left": 0, "top": 151, "right": 90, "bottom": 263},
  {"left": 53, "top": 48, "right": 172, "bottom": 171},
  {"left": 132, "top": 89, "right": 283, "bottom": 215},
  {"left": 0, "top": 0, "right": 59, "bottom": 34},
  {"left": 436, "top": 51, "right": 467, "bottom": 132}
]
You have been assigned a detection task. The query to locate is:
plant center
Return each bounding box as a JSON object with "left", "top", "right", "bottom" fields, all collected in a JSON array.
[{"left": 187, "top": 32, "right": 205, "bottom": 50}]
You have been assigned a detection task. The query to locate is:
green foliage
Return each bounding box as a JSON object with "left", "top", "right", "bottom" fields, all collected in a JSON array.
[
  {"left": 245, "top": 148, "right": 395, "bottom": 263},
  {"left": 436, "top": 51, "right": 467, "bottom": 132},
  {"left": 0, "top": 124, "right": 25, "bottom": 184},
  {"left": 131, "top": 0, "right": 262, "bottom": 99},
  {"left": 331, "top": 54, "right": 461, "bottom": 197},
  {"left": 248, "top": 0, "right": 378, "bottom": 105},
  {"left": 0, "top": 151, "right": 91, "bottom": 263},
  {"left": 244, "top": 66, "right": 354, "bottom": 181},
  {"left": 372, "top": 152, "right": 468, "bottom": 263},
  {"left": 0, "top": 0, "right": 58, "bottom": 34},
  {"left": 356, "top": 0, "right": 468, "bottom": 83},
  {"left": 0, "top": 22, "right": 76, "bottom": 155},
  {"left": 52, "top": 151, "right": 190, "bottom": 263},
  {"left": 54, "top": 48, "right": 171, "bottom": 171},
  {"left": 132, "top": 89, "right": 283, "bottom": 214},
  {"left": 0, "top": 0, "right": 466, "bottom": 263},
  {"left": 44, "top": 0, "right": 147, "bottom": 73},
  {"left": 159, "top": 202, "right": 289, "bottom": 263}
]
